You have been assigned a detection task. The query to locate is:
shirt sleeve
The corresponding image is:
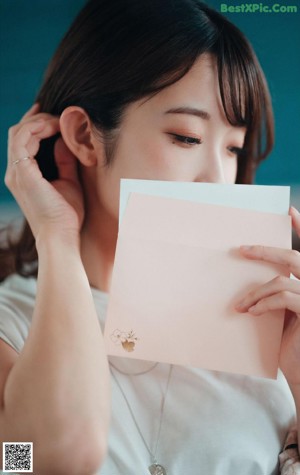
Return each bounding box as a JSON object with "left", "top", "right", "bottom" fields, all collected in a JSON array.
[
  {"left": 0, "top": 277, "right": 34, "bottom": 353},
  {"left": 0, "top": 307, "right": 28, "bottom": 353}
]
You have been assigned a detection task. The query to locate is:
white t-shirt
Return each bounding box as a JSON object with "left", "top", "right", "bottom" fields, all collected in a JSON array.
[{"left": 0, "top": 274, "right": 296, "bottom": 475}]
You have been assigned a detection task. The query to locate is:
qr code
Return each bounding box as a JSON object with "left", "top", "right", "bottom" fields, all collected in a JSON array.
[{"left": 2, "top": 443, "right": 33, "bottom": 473}]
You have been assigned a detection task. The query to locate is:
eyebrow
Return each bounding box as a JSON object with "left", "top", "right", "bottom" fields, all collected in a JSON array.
[{"left": 164, "top": 107, "right": 211, "bottom": 120}]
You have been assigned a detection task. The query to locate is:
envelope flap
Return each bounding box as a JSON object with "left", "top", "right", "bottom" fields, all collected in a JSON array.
[{"left": 120, "top": 193, "right": 291, "bottom": 250}]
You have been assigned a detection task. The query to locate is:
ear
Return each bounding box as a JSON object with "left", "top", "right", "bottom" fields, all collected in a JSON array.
[{"left": 59, "top": 106, "right": 104, "bottom": 167}]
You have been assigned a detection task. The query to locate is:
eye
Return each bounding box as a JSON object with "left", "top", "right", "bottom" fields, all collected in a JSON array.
[
  {"left": 227, "top": 146, "right": 245, "bottom": 158},
  {"left": 169, "top": 133, "right": 202, "bottom": 146}
]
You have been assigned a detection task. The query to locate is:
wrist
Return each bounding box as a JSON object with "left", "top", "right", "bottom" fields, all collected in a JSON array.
[{"left": 35, "top": 227, "right": 81, "bottom": 256}]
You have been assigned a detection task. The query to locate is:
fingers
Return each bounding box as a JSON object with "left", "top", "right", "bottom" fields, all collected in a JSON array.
[
  {"left": 8, "top": 120, "right": 45, "bottom": 163},
  {"left": 290, "top": 207, "right": 300, "bottom": 236},
  {"left": 237, "top": 244, "right": 300, "bottom": 317},
  {"left": 7, "top": 104, "right": 81, "bottom": 190},
  {"left": 54, "top": 137, "right": 79, "bottom": 183},
  {"left": 240, "top": 245, "right": 300, "bottom": 279},
  {"left": 6, "top": 120, "right": 45, "bottom": 192},
  {"left": 20, "top": 103, "right": 40, "bottom": 121},
  {"left": 236, "top": 275, "right": 300, "bottom": 314},
  {"left": 8, "top": 116, "right": 60, "bottom": 165},
  {"left": 244, "top": 291, "right": 299, "bottom": 316},
  {"left": 5, "top": 108, "right": 61, "bottom": 200}
]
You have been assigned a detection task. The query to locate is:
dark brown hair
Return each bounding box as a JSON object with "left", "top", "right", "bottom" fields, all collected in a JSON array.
[{"left": 0, "top": 0, "right": 274, "bottom": 281}]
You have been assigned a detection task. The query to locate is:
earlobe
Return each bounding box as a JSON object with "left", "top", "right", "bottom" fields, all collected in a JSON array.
[{"left": 59, "top": 106, "right": 102, "bottom": 167}]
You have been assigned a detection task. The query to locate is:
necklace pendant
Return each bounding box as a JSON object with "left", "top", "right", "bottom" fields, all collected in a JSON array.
[{"left": 148, "top": 463, "right": 167, "bottom": 475}]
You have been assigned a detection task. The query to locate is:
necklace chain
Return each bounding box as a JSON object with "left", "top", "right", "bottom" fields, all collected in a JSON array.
[
  {"left": 109, "top": 360, "right": 159, "bottom": 376},
  {"left": 110, "top": 363, "right": 173, "bottom": 466}
]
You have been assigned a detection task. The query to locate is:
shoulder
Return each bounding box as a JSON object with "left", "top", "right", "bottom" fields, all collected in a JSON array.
[
  {"left": 0, "top": 273, "right": 37, "bottom": 317},
  {"left": 0, "top": 273, "right": 37, "bottom": 299}
]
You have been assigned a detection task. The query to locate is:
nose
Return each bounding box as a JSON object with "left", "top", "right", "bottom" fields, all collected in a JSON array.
[{"left": 194, "top": 148, "right": 226, "bottom": 184}]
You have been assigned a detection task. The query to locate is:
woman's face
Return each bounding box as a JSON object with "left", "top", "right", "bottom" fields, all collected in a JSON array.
[{"left": 93, "top": 54, "right": 246, "bottom": 221}]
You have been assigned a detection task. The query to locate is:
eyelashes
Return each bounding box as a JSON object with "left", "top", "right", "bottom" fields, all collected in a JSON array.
[
  {"left": 169, "top": 133, "right": 202, "bottom": 146},
  {"left": 227, "top": 146, "right": 245, "bottom": 158},
  {"left": 169, "top": 133, "right": 245, "bottom": 157}
]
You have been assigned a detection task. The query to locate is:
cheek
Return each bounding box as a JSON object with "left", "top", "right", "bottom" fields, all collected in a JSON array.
[
  {"left": 112, "top": 134, "right": 185, "bottom": 181},
  {"left": 94, "top": 143, "right": 173, "bottom": 221},
  {"left": 224, "top": 159, "right": 238, "bottom": 184}
]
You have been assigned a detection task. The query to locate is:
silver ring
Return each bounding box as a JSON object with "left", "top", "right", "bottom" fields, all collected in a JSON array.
[{"left": 12, "top": 156, "right": 32, "bottom": 165}]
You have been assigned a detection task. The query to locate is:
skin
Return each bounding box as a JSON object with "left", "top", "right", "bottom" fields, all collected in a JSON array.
[
  {"left": 64, "top": 55, "right": 245, "bottom": 290},
  {"left": 2, "top": 54, "right": 300, "bottom": 471}
]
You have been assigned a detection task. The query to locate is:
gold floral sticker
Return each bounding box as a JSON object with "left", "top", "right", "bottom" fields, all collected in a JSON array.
[{"left": 110, "top": 329, "right": 139, "bottom": 352}]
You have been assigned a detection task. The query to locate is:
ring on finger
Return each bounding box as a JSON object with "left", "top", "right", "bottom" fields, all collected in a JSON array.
[{"left": 12, "top": 156, "right": 33, "bottom": 165}]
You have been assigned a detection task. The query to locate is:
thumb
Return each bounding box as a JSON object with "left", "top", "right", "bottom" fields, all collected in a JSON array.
[
  {"left": 54, "top": 137, "right": 79, "bottom": 182},
  {"left": 289, "top": 207, "right": 300, "bottom": 237}
]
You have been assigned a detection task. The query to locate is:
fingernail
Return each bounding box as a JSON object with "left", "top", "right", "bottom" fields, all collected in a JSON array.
[
  {"left": 291, "top": 206, "right": 300, "bottom": 215},
  {"left": 240, "top": 245, "right": 253, "bottom": 252},
  {"left": 248, "top": 305, "right": 259, "bottom": 315}
]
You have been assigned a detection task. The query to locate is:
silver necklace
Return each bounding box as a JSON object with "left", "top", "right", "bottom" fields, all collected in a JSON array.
[
  {"left": 109, "top": 360, "right": 159, "bottom": 376},
  {"left": 110, "top": 363, "right": 173, "bottom": 475}
]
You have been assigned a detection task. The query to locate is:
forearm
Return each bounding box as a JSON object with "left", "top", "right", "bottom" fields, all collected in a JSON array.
[{"left": 2, "top": 235, "right": 110, "bottom": 472}]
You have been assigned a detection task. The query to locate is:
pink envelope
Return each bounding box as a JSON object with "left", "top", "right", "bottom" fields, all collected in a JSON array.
[{"left": 104, "top": 193, "right": 291, "bottom": 378}]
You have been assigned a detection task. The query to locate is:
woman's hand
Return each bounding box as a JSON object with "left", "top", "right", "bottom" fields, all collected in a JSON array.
[
  {"left": 235, "top": 207, "right": 300, "bottom": 385},
  {"left": 5, "top": 103, "right": 85, "bottom": 245}
]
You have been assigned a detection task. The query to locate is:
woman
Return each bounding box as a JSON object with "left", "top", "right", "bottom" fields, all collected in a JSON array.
[{"left": 0, "top": 0, "right": 300, "bottom": 474}]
